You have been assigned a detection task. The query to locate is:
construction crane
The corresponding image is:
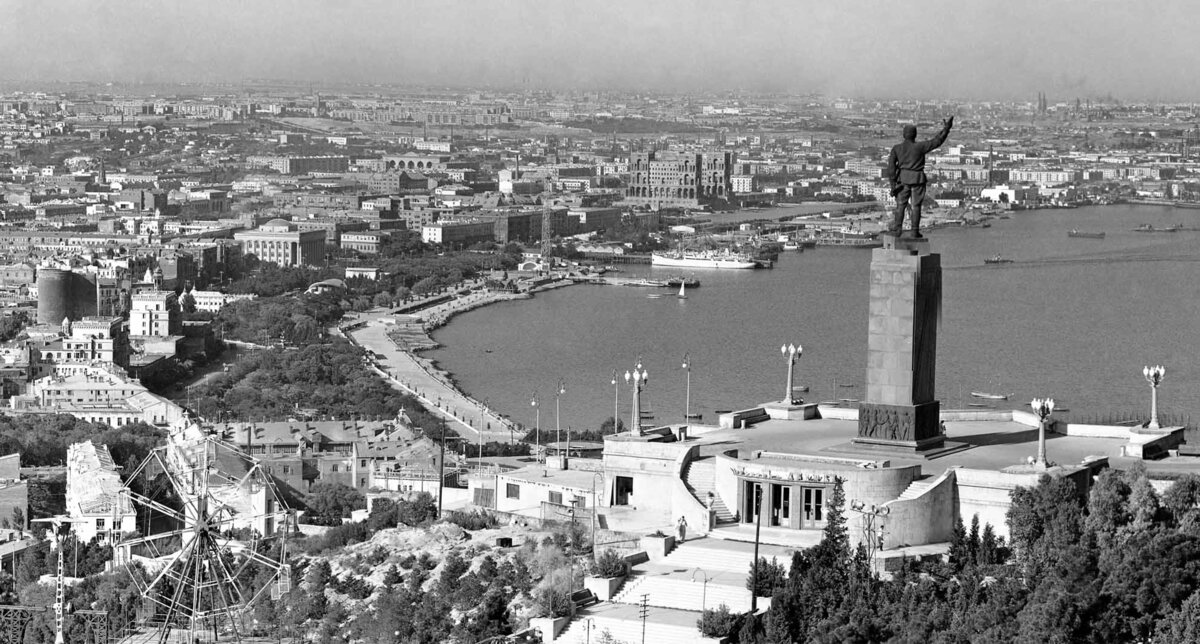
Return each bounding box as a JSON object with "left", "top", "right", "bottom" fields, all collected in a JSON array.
[{"left": 31, "top": 515, "right": 89, "bottom": 644}]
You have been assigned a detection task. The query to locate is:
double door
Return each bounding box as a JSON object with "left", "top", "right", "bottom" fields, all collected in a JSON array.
[{"left": 743, "top": 481, "right": 826, "bottom": 530}]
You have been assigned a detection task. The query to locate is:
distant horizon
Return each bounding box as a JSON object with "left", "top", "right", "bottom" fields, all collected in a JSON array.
[
  {"left": 4, "top": 0, "right": 1200, "bottom": 101},
  {"left": 0, "top": 78, "right": 1180, "bottom": 107}
]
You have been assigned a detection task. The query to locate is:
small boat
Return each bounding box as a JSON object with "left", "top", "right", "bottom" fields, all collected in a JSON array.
[
  {"left": 839, "top": 398, "right": 860, "bottom": 404},
  {"left": 837, "top": 383, "right": 856, "bottom": 388},
  {"left": 1068, "top": 229, "right": 1105, "bottom": 239},
  {"left": 686, "top": 412, "right": 703, "bottom": 420},
  {"left": 968, "top": 402, "right": 992, "bottom": 408},
  {"left": 646, "top": 294, "right": 665, "bottom": 299},
  {"left": 677, "top": 282, "right": 687, "bottom": 299},
  {"left": 984, "top": 255, "right": 1013, "bottom": 265},
  {"left": 793, "top": 385, "right": 810, "bottom": 393},
  {"left": 971, "top": 391, "right": 1011, "bottom": 400}
]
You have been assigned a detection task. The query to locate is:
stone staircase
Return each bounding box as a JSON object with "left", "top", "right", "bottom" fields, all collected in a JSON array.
[
  {"left": 897, "top": 476, "right": 936, "bottom": 500},
  {"left": 612, "top": 573, "right": 754, "bottom": 613},
  {"left": 683, "top": 457, "right": 735, "bottom": 524},
  {"left": 554, "top": 603, "right": 707, "bottom": 643},
  {"left": 658, "top": 539, "right": 780, "bottom": 575}
]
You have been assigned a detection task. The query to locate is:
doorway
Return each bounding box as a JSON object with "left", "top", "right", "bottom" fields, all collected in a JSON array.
[
  {"left": 615, "top": 476, "right": 634, "bottom": 506},
  {"left": 801, "top": 486, "right": 826, "bottom": 529}
]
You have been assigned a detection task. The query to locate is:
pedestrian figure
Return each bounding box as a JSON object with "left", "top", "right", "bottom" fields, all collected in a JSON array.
[{"left": 677, "top": 516, "right": 688, "bottom": 543}]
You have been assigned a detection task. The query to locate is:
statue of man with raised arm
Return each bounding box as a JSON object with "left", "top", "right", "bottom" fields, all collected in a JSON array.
[{"left": 887, "top": 116, "right": 954, "bottom": 237}]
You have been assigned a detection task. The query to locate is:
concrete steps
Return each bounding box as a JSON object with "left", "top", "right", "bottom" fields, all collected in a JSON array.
[
  {"left": 684, "top": 457, "right": 735, "bottom": 524},
  {"left": 614, "top": 575, "right": 753, "bottom": 613},
  {"left": 658, "top": 540, "right": 768, "bottom": 576},
  {"left": 897, "top": 477, "right": 935, "bottom": 500},
  {"left": 555, "top": 605, "right": 706, "bottom": 644}
]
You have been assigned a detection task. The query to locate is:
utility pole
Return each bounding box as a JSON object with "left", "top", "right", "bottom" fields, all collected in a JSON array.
[
  {"left": 750, "top": 485, "right": 763, "bottom": 612},
  {"left": 639, "top": 594, "right": 650, "bottom": 644},
  {"left": 437, "top": 417, "right": 447, "bottom": 518}
]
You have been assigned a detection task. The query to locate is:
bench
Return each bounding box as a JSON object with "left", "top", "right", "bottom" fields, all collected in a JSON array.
[
  {"left": 1177, "top": 444, "right": 1200, "bottom": 457},
  {"left": 570, "top": 589, "right": 598, "bottom": 610}
]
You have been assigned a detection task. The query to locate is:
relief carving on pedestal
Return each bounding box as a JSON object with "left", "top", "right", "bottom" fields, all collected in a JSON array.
[{"left": 858, "top": 405, "right": 916, "bottom": 442}]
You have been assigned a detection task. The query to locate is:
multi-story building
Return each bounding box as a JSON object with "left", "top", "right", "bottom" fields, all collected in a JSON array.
[
  {"left": 129, "top": 291, "right": 182, "bottom": 338},
  {"left": 65, "top": 441, "right": 136, "bottom": 544},
  {"left": 61, "top": 317, "right": 129, "bottom": 369},
  {"left": 190, "top": 290, "right": 257, "bottom": 314},
  {"left": 233, "top": 219, "right": 326, "bottom": 268},
  {"left": 341, "top": 232, "right": 386, "bottom": 254},
  {"left": 421, "top": 221, "right": 495, "bottom": 247},
  {"left": 625, "top": 150, "right": 736, "bottom": 208}
]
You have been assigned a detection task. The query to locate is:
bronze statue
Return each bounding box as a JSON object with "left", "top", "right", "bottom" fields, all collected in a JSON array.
[{"left": 887, "top": 116, "right": 954, "bottom": 237}]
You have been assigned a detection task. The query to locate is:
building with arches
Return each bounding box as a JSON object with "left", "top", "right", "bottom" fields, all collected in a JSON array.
[{"left": 626, "top": 150, "right": 736, "bottom": 209}]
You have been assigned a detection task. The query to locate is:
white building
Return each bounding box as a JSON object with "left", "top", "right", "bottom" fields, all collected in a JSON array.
[
  {"left": 65, "top": 441, "right": 136, "bottom": 544},
  {"left": 130, "top": 291, "right": 181, "bottom": 337}
]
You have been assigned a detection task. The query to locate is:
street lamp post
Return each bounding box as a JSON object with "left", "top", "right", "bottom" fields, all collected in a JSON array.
[
  {"left": 611, "top": 369, "right": 620, "bottom": 434},
  {"left": 690, "top": 568, "right": 711, "bottom": 612},
  {"left": 625, "top": 363, "right": 649, "bottom": 436},
  {"left": 1030, "top": 397, "right": 1055, "bottom": 467},
  {"left": 781, "top": 343, "right": 802, "bottom": 404},
  {"left": 591, "top": 471, "right": 603, "bottom": 559},
  {"left": 555, "top": 379, "right": 567, "bottom": 464},
  {"left": 1143, "top": 365, "right": 1166, "bottom": 430},
  {"left": 681, "top": 353, "right": 692, "bottom": 426},
  {"left": 531, "top": 392, "right": 540, "bottom": 463}
]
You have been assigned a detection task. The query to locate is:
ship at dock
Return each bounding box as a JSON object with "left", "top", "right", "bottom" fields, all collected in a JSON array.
[{"left": 651, "top": 248, "right": 758, "bottom": 269}]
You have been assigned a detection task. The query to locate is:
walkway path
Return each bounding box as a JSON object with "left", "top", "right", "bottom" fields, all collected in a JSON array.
[{"left": 348, "top": 282, "right": 573, "bottom": 443}]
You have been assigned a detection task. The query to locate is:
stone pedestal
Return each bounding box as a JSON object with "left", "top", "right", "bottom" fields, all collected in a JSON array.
[
  {"left": 763, "top": 401, "right": 820, "bottom": 421},
  {"left": 854, "top": 236, "right": 946, "bottom": 453}
]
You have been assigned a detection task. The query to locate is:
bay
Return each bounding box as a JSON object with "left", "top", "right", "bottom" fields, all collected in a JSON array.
[{"left": 428, "top": 205, "right": 1200, "bottom": 433}]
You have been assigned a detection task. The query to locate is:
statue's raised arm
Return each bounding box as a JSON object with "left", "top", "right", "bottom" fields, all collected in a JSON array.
[{"left": 887, "top": 115, "right": 954, "bottom": 238}]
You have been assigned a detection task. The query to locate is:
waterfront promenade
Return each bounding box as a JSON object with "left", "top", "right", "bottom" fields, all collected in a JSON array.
[{"left": 348, "top": 281, "right": 574, "bottom": 444}]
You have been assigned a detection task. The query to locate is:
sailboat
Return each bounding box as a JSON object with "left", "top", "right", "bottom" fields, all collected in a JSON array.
[{"left": 677, "top": 281, "right": 687, "bottom": 299}]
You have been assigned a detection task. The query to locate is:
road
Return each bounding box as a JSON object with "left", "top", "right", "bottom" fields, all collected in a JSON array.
[{"left": 349, "top": 303, "right": 520, "bottom": 445}]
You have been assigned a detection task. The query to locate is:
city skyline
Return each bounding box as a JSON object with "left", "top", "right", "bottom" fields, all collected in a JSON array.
[{"left": 5, "top": 0, "right": 1200, "bottom": 101}]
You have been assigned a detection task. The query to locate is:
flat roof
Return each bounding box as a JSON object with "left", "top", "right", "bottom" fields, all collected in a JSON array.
[{"left": 690, "top": 413, "right": 1194, "bottom": 477}]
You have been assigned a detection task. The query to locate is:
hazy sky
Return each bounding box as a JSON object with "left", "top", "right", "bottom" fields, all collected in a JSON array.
[{"left": 3, "top": 0, "right": 1199, "bottom": 100}]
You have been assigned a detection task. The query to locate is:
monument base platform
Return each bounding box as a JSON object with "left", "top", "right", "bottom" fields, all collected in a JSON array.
[
  {"left": 822, "top": 437, "right": 973, "bottom": 461},
  {"left": 762, "top": 401, "right": 820, "bottom": 421}
]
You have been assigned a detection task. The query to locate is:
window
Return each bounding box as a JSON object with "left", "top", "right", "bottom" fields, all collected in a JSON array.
[
  {"left": 549, "top": 491, "right": 562, "bottom": 505},
  {"left": 360, "top": 459, "right": 367, "bottom": 467},
  {"left": 96, "top": 518, "right": 106, "bottom": 529},
  {"left": 331, "top": 464, "right": 339, "bottom": 473},
  {"left": 505, "top": 483, "right": 520, "bottom": 499},
  {"left": 281, "top": 465, "right": 291, "bottom": 475}
]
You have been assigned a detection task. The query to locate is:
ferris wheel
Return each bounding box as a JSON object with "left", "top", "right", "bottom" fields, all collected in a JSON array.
[{"left": 117, "top": 428, "right": 293, "bottom": 643}]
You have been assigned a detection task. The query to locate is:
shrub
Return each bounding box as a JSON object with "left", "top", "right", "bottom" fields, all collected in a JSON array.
[
  {"left": 697, "top": 604, "right": 738, "bottom": 638},
  {"left": 445, "top": 509, "right": 499, "bottom": 530},
  {"left": 591, "top": 549, "right": 629, "bottom": 578},
  {"left": 746, "top": 556, "right": 786, "bottom": 596}
]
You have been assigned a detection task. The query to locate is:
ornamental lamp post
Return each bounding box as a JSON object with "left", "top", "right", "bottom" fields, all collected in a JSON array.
[
  {"left": 681, "top": 353, "right": 692, "bottom": 426},
  {"left": 1030, "top": 397, "right": 1055, "bottom": 467},
  {"left": 625, "top": 363, "right": 649, "bottom": 436},
  {"left": 781, "top": 343, "right": 802, "bottom": 404},
  {"left": 555, "top": 379, "right": 567, "bottom": 461},
  {"left": 530, "top": 392, "right": 540, "bottom": 463},
  {"left": 611, "top": 369, "right": 620, "bottom": 434},
  {"left": 1143, "top": 365, "right": 1166, "bottom": 430}
]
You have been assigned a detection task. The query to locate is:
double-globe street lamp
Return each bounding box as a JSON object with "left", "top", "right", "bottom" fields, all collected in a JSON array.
[
  {"left": 682, "top": 353, "right": 692, "bottom": 426},
  {"left": 625, "top": 363, "right": 649, "bottom": 436},
  {"left": 611, "top": 369, "right": 620, "bottom": 434},
  {"left": 555, "top": 379, "right": 567, "bottom": 462},
  {"left": 530, "top": 392, "right": 540, "bottom": 463},
  {"left": 1030, "top": 397, "right": 1055, "bottom": 468},
  {"left": 781, "top": 343, "right": 802, "bottom": 404},
  {"left": 1143, "top": 365, "right": 1166, "bottom": 430}
]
